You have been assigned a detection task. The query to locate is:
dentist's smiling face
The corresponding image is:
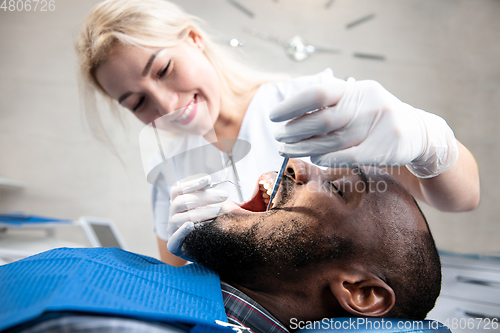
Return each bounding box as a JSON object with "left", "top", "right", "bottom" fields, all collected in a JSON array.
[
  {"left": 183, "top": 159, "right": 426, "bottom": 287},
  {"left": 95, "top": 31, "right": 221, "bottom": 131}
]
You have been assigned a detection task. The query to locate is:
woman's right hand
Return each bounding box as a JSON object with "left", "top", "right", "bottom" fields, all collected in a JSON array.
[{"left": 166, "top": 174, "right": 228, "bottom": 240}]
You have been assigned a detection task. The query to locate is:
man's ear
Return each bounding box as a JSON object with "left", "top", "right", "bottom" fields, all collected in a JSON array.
[
  {"left": 187, "top": 30, "right": 204, "bottom": 51},
  {"left": 329, "top": 274, "right": 395, "bottom": 317}
]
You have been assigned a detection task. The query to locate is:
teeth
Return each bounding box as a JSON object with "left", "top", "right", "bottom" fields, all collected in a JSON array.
[
  {"left": 259, "top": 178, "right": 276, "bottom": 208},
  {"left": 177, "top": 97, "right": 195, "bottom": 122}
]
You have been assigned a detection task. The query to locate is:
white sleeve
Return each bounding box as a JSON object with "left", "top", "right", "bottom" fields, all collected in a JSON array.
[{"left": 151, "top": 184, "right": 171, "bottom": 241}]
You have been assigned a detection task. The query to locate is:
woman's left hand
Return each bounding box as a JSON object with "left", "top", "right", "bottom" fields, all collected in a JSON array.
[{"left": 269, "top": 77, "right": 458, "bottom": 178}]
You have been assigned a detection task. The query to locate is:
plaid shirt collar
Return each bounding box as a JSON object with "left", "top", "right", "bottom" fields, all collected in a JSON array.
[{"left": 221, "top": 281, "right": 290, "bottom": 333}]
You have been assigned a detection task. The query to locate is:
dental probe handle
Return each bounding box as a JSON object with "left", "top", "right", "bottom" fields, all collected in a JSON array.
[
  {"left": 201, "top": 180, "right": 241, "bottom": 190},
  {"left": 266, "top": 157, "right": 289, "bottom": 211}
]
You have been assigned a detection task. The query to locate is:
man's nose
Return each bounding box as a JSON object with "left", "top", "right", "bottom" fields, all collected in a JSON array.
[{"left": 284, "top": 159, "right": 314, "bottom": 184}]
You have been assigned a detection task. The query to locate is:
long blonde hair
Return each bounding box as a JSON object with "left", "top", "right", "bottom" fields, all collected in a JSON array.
[{"left": 76, "top": 0, "right": 282, "bottom": 141}]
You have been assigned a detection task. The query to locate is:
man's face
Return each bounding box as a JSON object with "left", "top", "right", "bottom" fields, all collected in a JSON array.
[{"left": 183, "top": 159, "right": 423, "bottom": 286}]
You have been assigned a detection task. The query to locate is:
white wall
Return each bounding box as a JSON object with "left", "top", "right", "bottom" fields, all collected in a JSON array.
[{"left": 0, "top": 0, "right": 157, "bottom": 257}]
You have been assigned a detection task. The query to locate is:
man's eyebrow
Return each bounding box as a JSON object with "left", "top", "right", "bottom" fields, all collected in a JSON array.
[{"left": 356, "top": 166, "right": 370, "bottom": 194}]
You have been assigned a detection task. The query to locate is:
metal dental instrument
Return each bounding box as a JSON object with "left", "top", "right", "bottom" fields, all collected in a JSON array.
[
  {"left": 266, "top": 157, "right": 289, "bottom": 211},
  {"left": 202, "top": 180, "right": 240, "bottom": 190}
]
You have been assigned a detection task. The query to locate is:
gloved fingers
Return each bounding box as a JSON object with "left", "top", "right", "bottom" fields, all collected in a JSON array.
[
  {"left": 310, "top": 147, "right": 364, "bottom": 167},
  {"left": 170, "top": 189, "right": 228, "bottom": 215},
  {"left": 169, "top": 203, "right": 223, "bottom": 225},
  {"left": 310, "top": 145, "right": 398, "bottom": 168},
  {"left": 278, "top": 128, "right": 364, "bottom": 158},
  {"left": 170, "top": 173, "right": 211, "bottom": 199},
  {"left": 269, "top": 80, "right": 347, "bottom": 122},
  {"left": 167, "top": 222, "right": 195, "bottom": 261},
  {"left": 274, "top": 106, "right": 353, "bottom": 143}
]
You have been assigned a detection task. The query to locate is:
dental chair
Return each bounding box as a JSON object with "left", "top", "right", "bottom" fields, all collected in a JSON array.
[{"left": 0, "top": 248, "right": 451, "bottom": 333}]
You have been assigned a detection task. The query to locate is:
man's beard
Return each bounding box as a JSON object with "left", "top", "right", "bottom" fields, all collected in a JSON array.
[{"left": 182, "top": 176, "right": 354, "bottom": 288}]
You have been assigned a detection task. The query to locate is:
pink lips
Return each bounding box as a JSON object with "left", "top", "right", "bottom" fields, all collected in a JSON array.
[{"left": 175, "top": 95, "right": 198, "bottom": 125}]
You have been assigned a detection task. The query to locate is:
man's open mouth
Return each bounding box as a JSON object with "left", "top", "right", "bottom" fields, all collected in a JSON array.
[{"left": 222, "top": 172, "right": 280, "bottom": 215}]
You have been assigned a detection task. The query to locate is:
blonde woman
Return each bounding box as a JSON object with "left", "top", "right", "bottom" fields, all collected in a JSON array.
[{"left": 77, "top": 0, "right": 479, "bottom": 266}]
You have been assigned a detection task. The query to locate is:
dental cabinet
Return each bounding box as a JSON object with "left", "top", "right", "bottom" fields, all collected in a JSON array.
[
  {"left": 0, "top": 177, "right": 25, "bottom": 190},
  {"left": 0, "top": 215, "right": 127, "bottom": 265},
  {"left": 428, "top": 253, "right": 500, "bottom": 332}
]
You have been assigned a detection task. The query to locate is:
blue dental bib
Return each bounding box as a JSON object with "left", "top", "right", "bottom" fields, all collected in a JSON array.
[{"left": 0, "top": 247, "right": 228, "bottom": 332}]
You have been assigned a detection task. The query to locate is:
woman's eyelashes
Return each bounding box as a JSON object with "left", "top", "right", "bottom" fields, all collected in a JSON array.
[
  {"left": 132, "top": 60, "right": 172, "bottom": 112},
  {"left": 133, "top": 96, "right": 145, "bottom": 112},
  {"left": 157, "top": 60, "right": 171, "bottom": 79}
]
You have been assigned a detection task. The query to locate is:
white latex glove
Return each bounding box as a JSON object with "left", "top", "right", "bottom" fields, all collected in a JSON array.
[
  {"left": 270, "top": 77, "right": 459, "bottom": 178},
  {"left": 166, "top": 173, "right": 227, "bottom": 242},
  {"left": 167, "top": 222, "right": 195, "bottom": 261}
]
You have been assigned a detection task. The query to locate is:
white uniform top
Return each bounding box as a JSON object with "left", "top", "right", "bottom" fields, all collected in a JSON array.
[{"left": 152, "top": 68, "right": 336, "bottom": 240}]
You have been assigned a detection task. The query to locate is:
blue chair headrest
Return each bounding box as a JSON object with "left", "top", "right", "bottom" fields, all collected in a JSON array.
[{"left": 295, "top": 317, "right": 451, "bottom": 332}]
